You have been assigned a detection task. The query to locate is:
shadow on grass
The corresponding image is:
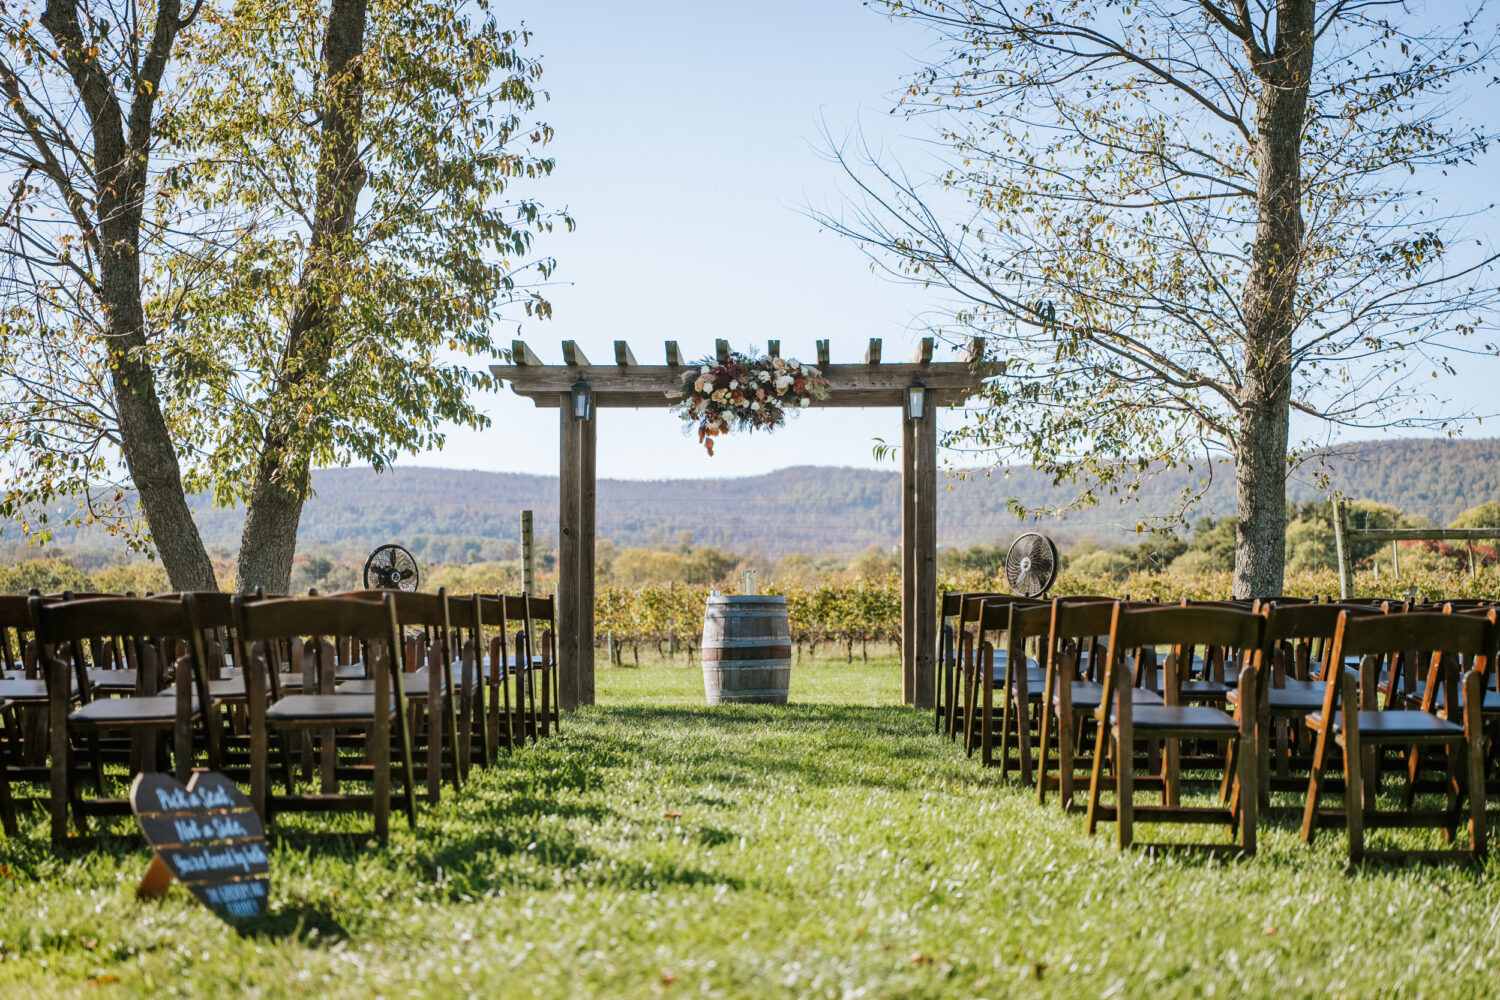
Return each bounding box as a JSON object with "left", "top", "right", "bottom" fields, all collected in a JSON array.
[{"left": 237, "top": 901, "right": 350, "bottom": 942}]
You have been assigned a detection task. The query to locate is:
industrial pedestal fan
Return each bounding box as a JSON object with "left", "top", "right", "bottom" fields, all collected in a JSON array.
[
  {"left": 363, "top": 543, "right": 420, "bottom": 591},
  {"left": 1003, "top": 532, "right": 1059, "bottom": 598}
]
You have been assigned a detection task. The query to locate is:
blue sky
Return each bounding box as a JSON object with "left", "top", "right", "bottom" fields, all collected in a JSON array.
[{"left": 407, "top": 0, "right": 1497, "bottom": 481}]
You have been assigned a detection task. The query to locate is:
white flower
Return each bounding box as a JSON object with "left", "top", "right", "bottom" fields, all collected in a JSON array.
[
  {"left": 776, "top": 375, "right": 793, "bottom": 391},
  {"left": 728, "top": 380, "right": 738, "bottom": 389},
  {"left": 701, "top": 365, "right": 711, "bottom": 374},
  {"left": 758, "top": 371, "right": 771, "bottom": 382},
  {"left": 799, "top": 397, "right": 810, "bottom": 407},
  {"left": 750, "top": 402, "right": 760, "bottom": 411}
]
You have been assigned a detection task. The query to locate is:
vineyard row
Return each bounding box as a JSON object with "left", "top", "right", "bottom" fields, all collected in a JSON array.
[{"left": 593, "top": 566, "right": 1500, "bottom": 660}]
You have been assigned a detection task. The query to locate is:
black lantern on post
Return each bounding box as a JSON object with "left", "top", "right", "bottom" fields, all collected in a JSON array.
[
  {"left": 905, "top": 378, "right": 927, "bottom": 421},
  {"left": 570, "top": 378, "right": 592, "bottom": 421}
]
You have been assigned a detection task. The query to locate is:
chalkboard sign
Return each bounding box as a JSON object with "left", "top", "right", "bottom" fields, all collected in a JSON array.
[{"left": 130, "top": 771, "right": 268, "bottom": 923}]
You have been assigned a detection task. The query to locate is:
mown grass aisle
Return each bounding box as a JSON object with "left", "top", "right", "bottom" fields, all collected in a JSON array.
[{"left": 3, "top": 661, "right": 1499, "bottom": 997}]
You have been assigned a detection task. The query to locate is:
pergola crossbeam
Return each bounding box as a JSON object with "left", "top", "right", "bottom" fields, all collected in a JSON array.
[{"left": 511, "top": 339, "right": 543, "bottom": 366}]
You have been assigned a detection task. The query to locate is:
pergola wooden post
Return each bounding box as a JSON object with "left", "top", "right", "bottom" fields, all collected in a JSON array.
[
  {"left": 901, "top": 385, "right": 937, "bottom": 706},
  {"left": 493, "top": 337, "right": 992, "bottom": 710},
  {"left": 557, "top": 391, "right": 596, "bottom": 711}
]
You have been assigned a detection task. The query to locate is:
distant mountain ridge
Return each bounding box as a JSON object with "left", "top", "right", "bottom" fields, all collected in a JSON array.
[{"left": 8, "top": 438, "right": 1499, "bottom": 563}]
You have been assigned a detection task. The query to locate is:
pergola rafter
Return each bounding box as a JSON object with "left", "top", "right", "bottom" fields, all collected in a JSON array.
[{"left": 491, "top": 337, "right": 997, "bottom": 710}]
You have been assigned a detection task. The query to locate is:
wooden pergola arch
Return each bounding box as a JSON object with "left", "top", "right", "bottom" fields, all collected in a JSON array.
[{"left": 491, "top": 336, "right": 994, "bottom": 710}]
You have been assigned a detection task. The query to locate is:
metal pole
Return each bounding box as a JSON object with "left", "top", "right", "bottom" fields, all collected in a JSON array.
[{"left": 521, "top": 509, "right": 536, "bottom": 595}]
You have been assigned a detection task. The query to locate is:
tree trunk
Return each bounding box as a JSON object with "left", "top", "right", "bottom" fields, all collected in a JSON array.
[
  {"left": 105, "top": 267, "right": 220, "bottom": 593},
  {"left": 42, "top": 0, "right": 218, "bottom": 593},
  {"left": 1233, "top": 0, "right": 1314, "bottom": 599},
  {"left": 235, "top": 461, "right": 308, "bottom": 595},
  {"left": 234, "top": 0, "right": 368, "bottom": 594},
  {"left": 1232, "top": 389, "right": 1289, "bottom": 598}
]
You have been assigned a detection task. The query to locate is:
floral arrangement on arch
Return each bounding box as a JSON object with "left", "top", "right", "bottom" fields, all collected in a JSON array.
[{"left": 671, "top": 351, "right": 830, "bottom": 455}]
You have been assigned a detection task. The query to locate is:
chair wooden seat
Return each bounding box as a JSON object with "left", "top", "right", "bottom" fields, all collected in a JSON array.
[
  {"left": 226, "top": 667, "right": 306, "bottom": 692},
  {"left": 154, "top": 677, "right": 268, "bottom": 700},
  {"left": 1267, "top": 686, "right": 1326, "bottom": 711},
  {"left": 339, "top": 661, "right": 482, "bottom": 697},
  {"left": 1227, "top": 681, "right": 1323, "bottom": 712},
  {"left": 337, "top": 677, "right": 435, "bottom": 698},
  {"left": 1058, "top": 681, "right": 1163, "bottom": 709},
  {"left": 70, "top": 697, "right": 197, "bottom": 726},
  {"left": 999, "top": 665, "right": 1047, "bottom": 695},
  {"left": 1178, "top": 679, "right": 1233, "bottom": 700},
  {"left": 1126, "top": 704, "right": 1238, "bottom": 734},
  {"left": 0, "top": 679, "right": 53, "bottom": 702},
  {"left": 264, "top": 694, "right": 397, "bottom": 724},
  {"left": 1415, "top": 684, "right": 1500, "bottom": 714},
  {"left": 87, "top": 669, "right": 137, "bottom": 692},
  {"left": 1307, "top": 709, "right": 1463, "bottom": 740},
  {"left": 1150, "top": 663, "right": 1240, "bottom": 689}
]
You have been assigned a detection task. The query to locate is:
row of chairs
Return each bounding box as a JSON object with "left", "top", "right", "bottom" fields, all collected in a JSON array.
[
  {"left": 0, "top": 588, "right": 561, "bottom": 844},
  {"left": 937, "top": 591, "right": 1498, "bottom": 862}
]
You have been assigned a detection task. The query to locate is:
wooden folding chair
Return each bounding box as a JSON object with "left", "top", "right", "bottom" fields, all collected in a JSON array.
[
  {"left": 0, "top": 596, "right": 45, "bottom": 835},
  {"left": 957, "top": 594, "right": 1041, "bottom": 748},
  {"left": 444, "top": 593, "right": 494, "bottom": 773},
  {"left": 978, "top": 601, "right": 1052, "bottom": 780},
  {"left": 1085, "top": 604, "right": 1263, "bottom": 854},
  {"left": 330, "top": 590, "right": 465, "bottom": 803},
  {"left": 529, "top": 595, "right": 560, "bottom": 737},
  {"left": 948, "top": 592, "right": 1008, "bottom": 740},
  {"left": 1227, "top": 601, "right": 1384, "bottom": 800},
  {"left": 32, "top": 594, "right": 217, "bottom": 845},
  {"left": 473, "top": 595, "right": 526, "bottom": 750},
  {"left": 483, "top": 595, "right": 549, "bottom": 744},
  {"left": 1036, "top": 599, "right": 1165, "bottom": 810},
  {"left": 936, "top": 592, "right": 964, "bottom": 735},
  {"left": 1300, "top": 610, "right": 1490, "bottom": 864},
  {"left": 234, "top": 595, "right": 418, "bottom": 842}
]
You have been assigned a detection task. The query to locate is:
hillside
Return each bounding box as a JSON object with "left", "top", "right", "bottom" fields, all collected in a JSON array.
[{"left": 7, "top": 438, "right": 1499, "bottom": 563}]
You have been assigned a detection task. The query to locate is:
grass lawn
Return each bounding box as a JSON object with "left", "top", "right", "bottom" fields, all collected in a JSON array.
[{"left": 4, "top": 657, "right": 1500, "bottom": 997}]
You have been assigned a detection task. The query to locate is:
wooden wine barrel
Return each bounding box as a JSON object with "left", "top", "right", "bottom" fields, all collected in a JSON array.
[{"left": 701, "top": 595, "right": 791, "bottom": 705}]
